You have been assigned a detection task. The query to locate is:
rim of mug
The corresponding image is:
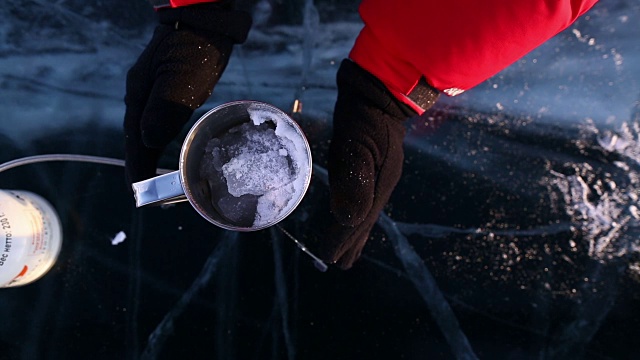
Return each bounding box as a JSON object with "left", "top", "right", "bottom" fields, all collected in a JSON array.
[{"left": 178, "top": 100, "right": 313, "bottom": 231}]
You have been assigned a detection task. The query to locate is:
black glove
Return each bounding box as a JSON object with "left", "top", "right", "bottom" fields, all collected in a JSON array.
[
  {"left": 317, "top": 59, "right": 439, "bottom": 269},
  {"left": 124, "top": 2, "right": 252, "bottom": 186}
]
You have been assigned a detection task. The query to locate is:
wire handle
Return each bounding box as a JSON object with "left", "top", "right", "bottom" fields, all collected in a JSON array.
[{"left": 0, "top": 154, "right": 173, "bottom": 174}]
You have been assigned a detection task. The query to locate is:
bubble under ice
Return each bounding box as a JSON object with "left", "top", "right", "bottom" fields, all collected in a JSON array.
[{"left": 200, "top": 116, "right": 304, "bottom": 228}]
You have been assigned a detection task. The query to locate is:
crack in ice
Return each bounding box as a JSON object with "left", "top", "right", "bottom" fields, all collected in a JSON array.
[{"left": 141, "top": 232, "right": 237, "bottom": 360}]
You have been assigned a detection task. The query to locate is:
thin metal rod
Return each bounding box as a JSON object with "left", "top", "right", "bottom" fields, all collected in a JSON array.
[{"left": 277, "top": 224, "right": 328, "bottom": 272}]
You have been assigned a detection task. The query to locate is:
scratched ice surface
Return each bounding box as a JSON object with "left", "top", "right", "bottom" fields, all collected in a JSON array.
[{"left": 0, "top": 0, "right": 639, "bottom": 359}]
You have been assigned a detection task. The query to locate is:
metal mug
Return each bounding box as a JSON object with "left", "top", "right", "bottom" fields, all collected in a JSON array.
[{"left": 132, "top": 101, "right": 313, "bottom": 231}]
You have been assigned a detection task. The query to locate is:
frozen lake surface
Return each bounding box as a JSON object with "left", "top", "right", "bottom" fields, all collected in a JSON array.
[{"left": 0, "top": 1, "right": 639, "bottom": 359}]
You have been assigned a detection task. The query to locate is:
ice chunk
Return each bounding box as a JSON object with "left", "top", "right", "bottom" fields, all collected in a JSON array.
[
  {"left": 223, "top": 150, "right": 293, "bottom": 197},
  {"left": 255, "top": 184, "right": 296, "bottom": 226},
  {"left": 217, "top": 194, "right": 259, "bottom": 227},
  {"left": 199, "top": 107, "right": 309, "bottom": 228},
  {"left": 247, "top": 105, "right": 309, "bottom": 197},
  {"left": 111, "top": 231, "right": 126, "bottom": 245}
]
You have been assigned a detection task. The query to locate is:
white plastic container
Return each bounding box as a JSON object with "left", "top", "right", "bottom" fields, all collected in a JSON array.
[{"left": 0, "top": 190, "right": 62, "bottom": 288}]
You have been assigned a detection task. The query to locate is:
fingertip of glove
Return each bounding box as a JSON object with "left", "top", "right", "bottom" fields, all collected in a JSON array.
[{"left": 334, "top": 258, "right": 355, "bottom": 270}]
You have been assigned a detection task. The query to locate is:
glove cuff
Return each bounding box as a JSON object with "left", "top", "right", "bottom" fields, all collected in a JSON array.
[
  {"left": 157, "top": 2, "right": 252, "bottom": 43},
  {"left": 337, "top": 59, "right": 436, "bottom": 121}
]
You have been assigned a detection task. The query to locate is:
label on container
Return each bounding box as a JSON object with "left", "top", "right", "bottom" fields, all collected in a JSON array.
[{"left": 0, "top": 190, "right": 62, "bottom": 288}]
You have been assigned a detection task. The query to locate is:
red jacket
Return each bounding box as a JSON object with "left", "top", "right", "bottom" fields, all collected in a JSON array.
[
  {"left": 351, "top": 0, "right": 599, "bottom": 113},
  {"left": 159, "top": 0, "right": 218, "bottom": 8},
  {"left": 169, "top": 0, "right": 599, "bottom": 114}
]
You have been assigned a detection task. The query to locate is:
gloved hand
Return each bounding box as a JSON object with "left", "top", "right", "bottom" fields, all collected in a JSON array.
[
  {"left": 124, "top": 2, "right": 251, "bottom": 186},
  {"left": 317, "top": 59, "right": 439, "bottom": 269}
]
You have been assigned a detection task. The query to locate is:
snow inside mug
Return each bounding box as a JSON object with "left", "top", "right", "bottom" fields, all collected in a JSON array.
[{"left": 132, "top": 101, "right": 313, "bottom": 231}]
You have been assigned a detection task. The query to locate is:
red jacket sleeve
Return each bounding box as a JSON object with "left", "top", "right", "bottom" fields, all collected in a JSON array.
[
  {"left": 169, "top": 0, "right": 221, "bottom": 8},
  {"left": 350, "top": 0, "right": 599, "bottom": 112}
]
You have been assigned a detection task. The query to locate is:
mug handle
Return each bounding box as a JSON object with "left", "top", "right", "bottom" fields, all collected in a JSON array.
[{"left": 132, "top": 171, "right": 188, "bottom": 207}]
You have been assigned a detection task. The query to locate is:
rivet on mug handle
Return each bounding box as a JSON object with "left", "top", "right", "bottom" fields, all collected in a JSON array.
[{"left": 132, "top": 171, "right": 187, "bottom": 207}]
